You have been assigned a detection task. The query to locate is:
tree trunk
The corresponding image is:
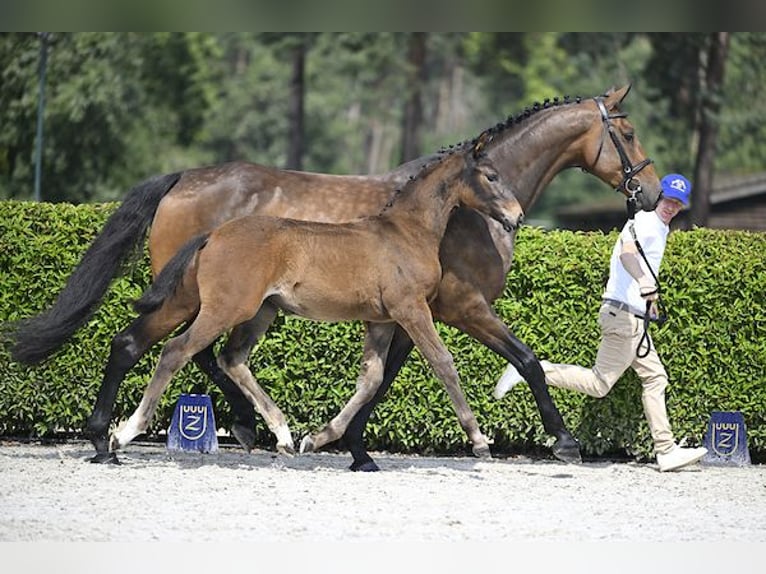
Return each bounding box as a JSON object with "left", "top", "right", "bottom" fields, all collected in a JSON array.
[
  {"left": 400, "top": 33, "right": 427, "bottom": 163},
  {"left": 689, "top": 32, "right": 730, "bottom": 228},
  {"left": 286, "top": 38, "right": 306, "bottom": 170}
]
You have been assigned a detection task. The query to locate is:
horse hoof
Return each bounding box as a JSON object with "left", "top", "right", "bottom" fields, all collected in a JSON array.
[
  {"left": 552, "top": 437, "right": 582, "bottom": 464},
  {"left": 472, "top": 444, "right": 492, "bottom": 459},
  {"left": 231, "top": 423, "right": 256, "bottom": 453},
  {"left": 277, "top": 444, "right": 295, "bottom": 457},
  {"left": 86, "top": 432, "right": 110, "bottom": 455},
  {"left": 349, "top": 459, "right": 380, "bottom": 472},
  {"left": 299, "top": 435, "right": 315, "bottom": 454},
  {"left": 88, "top": 452, "right": 121, "bottom": 465}
]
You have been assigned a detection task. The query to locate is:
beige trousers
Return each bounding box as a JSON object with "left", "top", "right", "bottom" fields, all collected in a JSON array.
[{"left": 542, "top": 302, "right": 675, "bottom": 455}]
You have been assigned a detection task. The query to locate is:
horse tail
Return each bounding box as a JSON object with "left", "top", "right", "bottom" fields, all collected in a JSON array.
[
  {"left": 133, "top": 233, "right": 209, "bottom": 315},
  {"left": 8, "top": 172, "right": 183, "bottom": 364}
]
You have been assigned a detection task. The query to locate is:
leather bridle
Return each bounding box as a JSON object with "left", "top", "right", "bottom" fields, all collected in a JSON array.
[{"left": 591, "top": 96, "right": 655, "bottom": 215}]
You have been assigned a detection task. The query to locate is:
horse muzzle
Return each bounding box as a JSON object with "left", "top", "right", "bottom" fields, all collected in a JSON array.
[{"left": 500, "top": 214, "right": 523, "bottom": 233}]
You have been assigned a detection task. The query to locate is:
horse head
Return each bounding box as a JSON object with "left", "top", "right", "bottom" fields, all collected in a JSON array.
[
  {"left": 463, "top": 131, "right": 524, "bottom": 232},
  {"left": 583, "top": 84, "right": 662, "bottom": 212}
]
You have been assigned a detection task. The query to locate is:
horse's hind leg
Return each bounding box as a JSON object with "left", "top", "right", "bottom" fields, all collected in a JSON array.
[
  {"left": 110, "top": 310, "right": 226, "bottom": 452},
  {"left": 396, "top": 301, "right": 491, "bottom": 458},
  {"left": 216, "top": 303, "right": 295, "bottom": 455},
  {"left": 86, "top": 312, "right": 184, "bottom": 464},
  {"left": 193, "top": 344, "right": 258, "bottom": 452},
  {"left": 436, "top": 299, "right": 581, "bottom": 463},
  {"left": 300, "top": 322, "right": 396, "bottom": 455}
]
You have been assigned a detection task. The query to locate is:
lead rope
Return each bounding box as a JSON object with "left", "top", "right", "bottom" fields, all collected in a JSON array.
[{"left": 625, "top": 197, "right": 664, "bottom": 358}]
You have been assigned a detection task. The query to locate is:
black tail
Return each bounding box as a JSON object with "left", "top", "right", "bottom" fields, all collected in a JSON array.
[
  {"left": 133, "top": 234, "right": 209, "bottom": 315},
  {"left": 8, "top": 172, "right": 183, "bottom": 364}
]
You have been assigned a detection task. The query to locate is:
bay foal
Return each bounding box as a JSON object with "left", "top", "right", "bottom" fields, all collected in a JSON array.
[{"left": 110, "top": 134, "right": 524, "bottom": 457}]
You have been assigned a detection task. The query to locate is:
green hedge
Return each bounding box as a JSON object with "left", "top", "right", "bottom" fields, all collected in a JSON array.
[{"left": 1, "top": 200, "right": 765, "bottom": 460}]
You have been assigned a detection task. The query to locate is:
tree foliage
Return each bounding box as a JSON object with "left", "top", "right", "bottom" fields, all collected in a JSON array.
[
  {"left": 0, "top": 32, "right": 219, "bottom": 203},
  {"left": 1, "top": 32, "right": 765, "bottom": 224}
]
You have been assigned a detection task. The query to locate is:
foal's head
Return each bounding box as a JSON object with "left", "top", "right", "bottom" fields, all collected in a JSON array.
[{"left": 459, "top": 131, "right": 524, "bottom": 233}]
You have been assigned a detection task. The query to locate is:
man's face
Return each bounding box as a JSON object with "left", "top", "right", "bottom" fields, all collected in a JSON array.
[{"left": 656, "top": 197, "right": 685, "bottom": 224}]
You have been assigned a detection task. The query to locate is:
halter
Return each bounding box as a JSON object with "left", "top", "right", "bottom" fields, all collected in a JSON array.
[{"left": 592, "top": 96, "right": 654, "bottom": 216}]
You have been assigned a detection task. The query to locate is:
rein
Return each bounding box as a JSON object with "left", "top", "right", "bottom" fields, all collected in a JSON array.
[
  {"left": 626, "top": 197, "right": 667, "bottom": 358},
  {"left": 591, "top": 95, "right": 660, "bottom": 358}
]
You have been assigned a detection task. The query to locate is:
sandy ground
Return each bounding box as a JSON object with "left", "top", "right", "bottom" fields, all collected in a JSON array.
[{"left": 1, "top": 439, "right": 765, "bottom": 548}]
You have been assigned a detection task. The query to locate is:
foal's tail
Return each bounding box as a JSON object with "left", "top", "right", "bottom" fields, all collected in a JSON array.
[
  {"left": 133, "top": 234, "right": 209, "bottom": 316},
  {"left": 8, "top": 172, "right": 183, "bottom": 364}
]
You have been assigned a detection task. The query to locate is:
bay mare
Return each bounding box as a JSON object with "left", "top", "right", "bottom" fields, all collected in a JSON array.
[
  {"left": 9, "top": 85, "right": 661, "bottom": 469},
  {"left": 109, "top": 135, "right": 524, "bottom": 458}
]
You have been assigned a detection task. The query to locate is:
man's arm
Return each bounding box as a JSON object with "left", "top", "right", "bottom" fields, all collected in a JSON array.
[{"left": 619, "top": 239, "right": 659, "bottom": 302}]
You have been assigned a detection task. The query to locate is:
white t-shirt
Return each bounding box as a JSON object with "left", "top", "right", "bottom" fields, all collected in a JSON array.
[{"left": 603, "top": 209, "right": 669, "bottom": 314}]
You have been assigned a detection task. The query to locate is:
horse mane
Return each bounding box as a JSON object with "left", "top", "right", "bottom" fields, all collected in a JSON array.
[
  {"left": 445, "top": 93, "right": 588, "bottom": 156},
  {"left": 380, "top": 91, "right": 599, "bottom": 214},
  {"left": 381, "top": 148, "right": 462, "bottom": 213}
]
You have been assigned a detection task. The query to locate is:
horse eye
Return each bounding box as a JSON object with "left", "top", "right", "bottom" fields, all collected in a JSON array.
[
  {"left": 623, "top": 131, "right": 635, "bottom": 142},
  {"left": 485, "top": 172, "right": 498, "bottom": 182}
]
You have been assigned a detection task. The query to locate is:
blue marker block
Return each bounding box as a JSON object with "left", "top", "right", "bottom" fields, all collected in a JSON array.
[
  {"left": 702, "top": 411, "right": 750, "bottom": 466},
  {"left": 167, "top": 393, "right": 219, "bottom": 453}
]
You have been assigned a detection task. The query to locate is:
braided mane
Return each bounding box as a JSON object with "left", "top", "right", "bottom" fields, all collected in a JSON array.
[{"left": 442, "top": 93, "right": 587, "bottom": 155}]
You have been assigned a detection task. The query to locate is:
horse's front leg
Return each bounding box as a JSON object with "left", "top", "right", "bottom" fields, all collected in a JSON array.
[
  {"left": 435, "top": 295, "right": 581, "bottom": 464},
  {"left": 396, "top": 302, "right": 491, "bottom": 459},
  {"left": 300, "top": 322, "right": 396, "bottom": 455}
]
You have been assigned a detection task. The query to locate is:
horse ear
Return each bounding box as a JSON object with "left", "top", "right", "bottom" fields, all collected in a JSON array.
[
  {"left": 604, "top": 84, "right": 632, "bottom": 108},
  {"left": 472, "top": 130, "right": 492, "bottom": 159}
]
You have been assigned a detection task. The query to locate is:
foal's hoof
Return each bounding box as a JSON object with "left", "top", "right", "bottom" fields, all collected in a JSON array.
[
  {"left": 472, "top": 443, "right": 492, "bottom": 459},
  {"left": 88, "top": 452, "right": 121, "bottom": 465},
  {"left": 231, "top": 423, "right": 257, "bottom": 453},
  {"left": 552, "top": 436, "right": 582, "bottom": 464},
  {"left": 277, "top": 443, "right": 296, "bottom": 457},
  {"left": 299, "top": 435, "right": 315, "bottom": 454},
  {"left": 349, "top": 459, "right": 380, "bottom": 472}
]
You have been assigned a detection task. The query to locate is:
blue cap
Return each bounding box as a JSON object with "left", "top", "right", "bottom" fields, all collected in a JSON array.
[{"left": 661, "top": 173, "right": 692, "bottom": 207}]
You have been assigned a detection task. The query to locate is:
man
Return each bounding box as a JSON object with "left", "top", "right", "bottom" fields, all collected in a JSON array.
[{"left": 494, "top": 173, "right": 707, "bottom": 472}]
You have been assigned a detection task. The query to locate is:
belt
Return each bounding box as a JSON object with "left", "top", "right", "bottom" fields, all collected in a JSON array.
[{"left": 602, "top": 298, "right": 645, "bottom": 319}]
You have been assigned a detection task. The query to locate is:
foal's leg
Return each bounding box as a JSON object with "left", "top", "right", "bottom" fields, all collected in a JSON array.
[
  {"left": 109, "top": 311, "right": 227, "bottom": 452},
  {"left": 192, "top": 344, "right": 258, "bottom": 452},
  {"left": 216, "top": 303, "right": 295, "bottom": 455},
  {"left": 395, "top": 301, "right": 491, "bottom": 458},
  {"left": 300, "top": 322, "right": 396, "bottom": 454},
  {"left": 434, "top": 295, "right": 582, "bottom": 463},
  {"left": 191, "top": 303, "right": 284, "bottom": 451}
]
